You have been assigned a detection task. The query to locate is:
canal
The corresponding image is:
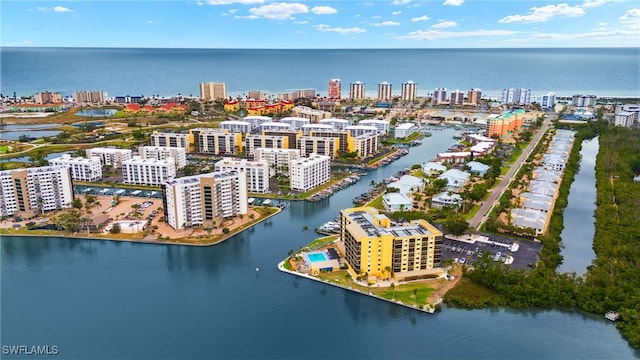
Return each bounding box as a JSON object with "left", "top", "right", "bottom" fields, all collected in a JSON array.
[
  {"left": 558, "top": 137, "right": 599, "bottom": 274},
  {"left": 2, "top": 130, "right": 637, "bottom": 359}
]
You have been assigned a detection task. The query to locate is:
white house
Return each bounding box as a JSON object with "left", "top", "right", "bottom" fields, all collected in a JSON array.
[{"left": 382, "top": 192, "right": 413, "bottom": 212}]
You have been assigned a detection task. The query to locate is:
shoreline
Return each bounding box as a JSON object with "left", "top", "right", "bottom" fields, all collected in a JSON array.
[
  {"left": 276, "top": 260, "right": 439, "bottom": 314},
  {"left": 0, "top": 207, "right": 282, "bottom": 247}
]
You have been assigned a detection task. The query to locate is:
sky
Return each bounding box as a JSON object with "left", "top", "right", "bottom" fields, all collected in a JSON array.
[{"left": 1, "top": 0, "right": 639, "bottom": 48}]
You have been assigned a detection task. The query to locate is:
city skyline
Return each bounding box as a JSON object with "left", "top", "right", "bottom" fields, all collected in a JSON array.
[{"left": 1, "top": 1, "right": 639, "bottom": 48}]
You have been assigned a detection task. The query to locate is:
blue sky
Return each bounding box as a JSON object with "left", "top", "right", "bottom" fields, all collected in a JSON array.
[{"left": 2, "top": 0, "right": 639, "bottom": 48}]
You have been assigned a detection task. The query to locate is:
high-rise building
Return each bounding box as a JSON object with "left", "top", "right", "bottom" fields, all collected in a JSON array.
[
  {"left": 86, "top": 148, "right": 132, "bottom": 168},
  {"left": 541, "top": 92, "right": 557, "bottom": 110},
  {"left": 137, "top": 146, "right": 187, "bottom": 170},
  {"left": 450, "top": 90, "right": 464, "bottom": 105},
  {"left": 350, "top": 81, "right": 365, "bottom": 100},
  {"left": 328, "top": 79, "right": 341, "bottom": 99},
  {"left": 162, "top": 171, "right": 248, "bottom": 230},
  {"left": 290, "top": 154, "right": 331, "bottom": 192},
  {"left": 34, "top": 91, "right": 63, "bottom": 104},
  {"left": 199, "top": 82, "right": 227, "bottom": 101},
  {"left": 0, "top": 166, "right": 74, "bottom": 217},
  {"left": 352, "top": 133, "right": 379, "bottom": 158},
  {"left": 377, "top": 81, "right": 392, "bottom": 101},
  {"left": 122, "top": 157, "right": 176, "bottom": 186},
  {"left": 572, "top": 94, "right": 597, "bottom": 107},
  {"left": 467, "top": 88, "right": 482, "bottom": 105},
  {"left": 214, "top": 158, "right": 270, "bottom": 194},
  {"left": 49, "top": 154, "right": 102, "bottom": 181},
  {"left": 401, "top": 81, "right": 417, "bottom": 102},
  {"left": 74, "top": 91, "right": 107, "bottom": 104},
  {"left": 501, "top": 88, "right": 531, "bottom": 106},
  {"left": 246, "top": 90, "right": 267, "bottom": 100},
  {"left": 340, "top": 207, "right": 443, "bottom": 281},
  {"left": 486, "top": 109, "right": 525, "bottom": 138},
  {"left": 433, "top": 88, "right": 447, "bottom": 103}
]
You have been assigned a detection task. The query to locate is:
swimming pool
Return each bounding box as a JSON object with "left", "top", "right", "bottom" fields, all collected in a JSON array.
[{"left": 307, "top": 252, "right": 328, "bottom": 263}]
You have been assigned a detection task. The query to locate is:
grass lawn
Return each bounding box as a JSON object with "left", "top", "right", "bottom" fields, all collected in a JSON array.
[
  {"left": 365, "top": 194, "right": 385, "bottom": 210},
  {"left": 464, "top": 204, "right": 481, "bottom": 220},
  {"left": 0, "top": 145, "right": 9, "bottom": 153},
  {"left": 316, "top": 270, "right": 435, "bottom": 308},
  {"left": 506, "top": 143, "right": 524, "bottom": 165}
]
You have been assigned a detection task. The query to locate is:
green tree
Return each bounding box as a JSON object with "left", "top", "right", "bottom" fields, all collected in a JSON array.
[
  {"left": 109, "top": 223, "right": 121, "bottom": 234},
  {"left": 444, "top": 214, "right": 469, "bottom": 236}
]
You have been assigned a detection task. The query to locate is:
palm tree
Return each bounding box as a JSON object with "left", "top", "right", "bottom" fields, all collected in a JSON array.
[
  {"left": 36, "top": 196, "right": 44, "bottom": 217},
  {"left": 1, "top": 215, "right": 8, "bottom": 227},
  {"left": 384, "top": 266, "right": 392, "bottom": 281},
  {"left": 413, "top": 288, "right": 418, "bottom": 306},
  {"left": 390, "top": 282, "right": 396, "bottom": 300}
]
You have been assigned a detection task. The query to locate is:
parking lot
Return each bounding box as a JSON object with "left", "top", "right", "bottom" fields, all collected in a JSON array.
[{"left": 441, "top": 233, "right": 542, "bottom": 270}]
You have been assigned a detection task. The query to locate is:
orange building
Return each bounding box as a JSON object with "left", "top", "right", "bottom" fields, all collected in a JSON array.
[{"left": 486, "top": 109, "right": 524, "bottom": 139}]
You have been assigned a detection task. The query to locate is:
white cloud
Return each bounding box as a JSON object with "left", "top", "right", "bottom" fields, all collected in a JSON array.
[
  {"left": 206, "top": 0, "right": 264, "bottom": 4},
  {"left": 431, "top": 20, "right": 457, "bottom": 28},
  {"left": 392, "top": 11, "right": 402, "bottom": 15},
  {"left": 410, "top": 15, "right": 430, "bottom": 22},
  {"left": 443, "top": 0, "right": 464, "bottom": 6},
  {"left": 293, "top": 20, "right": 309, "bottom": 24},
  {"left": 248, "top": 2, "right": 308, "bottom": 20},
  {"left": 597, "top": 22, "right": 607, "bottom": 26},
  {"left": 582, "top": 0, "right": 621, "bottom": 9},
  {"left": 146, "top": 20, "right": 158, "bottom": 24},
  {"left": 400, "top": 29, "right": 518, "bottom": 41},
  {"left": 392, "top": 0, "right": 411, "bottom": 5},
  {"left": 313, "top": 24, "right": 366, "bottom": 34},
  {"left": 311, "top": 6, "right": 337, "bottom": 15},
  {"left": 53, "top": 6, "right": 72, "bottom": 12},
  {"left": 371, "top": 21, "right": 401, "bottom": 26},
  {"left": 534, "top": 28, "right": 639, "bottom": 40},
  {"left": 37, "top": 6, "right": 73, "bottom": 12},
  {"left": 499, "top": 4, "right": 585, "bottom": 23},
  {"left": 620, "top": 8, "right": 640, "bottom": 20},
  {"left": 228, "top": 9, "right": 238, "bottom": 14}
]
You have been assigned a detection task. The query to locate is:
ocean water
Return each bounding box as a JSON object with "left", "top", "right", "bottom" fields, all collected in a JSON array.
[
  {"left": 1, "top": 47, "right": 639, "bottom": 99},
  {"left": 2, "top": 130, "right": 639, "bottom": 359}
]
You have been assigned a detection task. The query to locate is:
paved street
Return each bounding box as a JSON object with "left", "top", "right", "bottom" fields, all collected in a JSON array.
[{"left": 468, "top": 115, "right": 553, "bottom": 229}]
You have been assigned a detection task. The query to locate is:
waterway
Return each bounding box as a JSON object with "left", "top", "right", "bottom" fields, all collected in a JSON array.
[
  {"left": 559, "top": 137, "right": 599, "bottom": 275},
  {"left": 2, "top": 129, "right": 637, "bottom": 359}
]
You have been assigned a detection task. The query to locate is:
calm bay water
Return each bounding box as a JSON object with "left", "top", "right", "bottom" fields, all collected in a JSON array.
[
  {"left": 559, "top": 137, "right": 599, "bottom": 274},
  {"left": 1, "top": 47, "right": 639, "bottom": 99},
  {"left": 2, "top": 130, "right": 638, "bottom": 359}
]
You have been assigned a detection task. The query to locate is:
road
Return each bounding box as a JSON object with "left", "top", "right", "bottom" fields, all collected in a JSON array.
[{"left": 468, "top": 114, "right": 553, "bottom": 229}]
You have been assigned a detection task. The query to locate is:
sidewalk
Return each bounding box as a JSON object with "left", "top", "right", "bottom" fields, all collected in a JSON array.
[{"left": 445, "top": 233, "right": 519, "bottom": 252}]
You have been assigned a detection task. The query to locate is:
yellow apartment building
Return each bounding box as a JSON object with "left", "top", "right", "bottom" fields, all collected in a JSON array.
[{"left": 340, "top": 207, "right": 444, "bottom": 282}]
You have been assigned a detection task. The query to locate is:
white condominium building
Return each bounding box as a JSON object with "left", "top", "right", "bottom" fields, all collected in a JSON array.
[
  {"left": 200, "top": 82, "right": 227, "bottom": 100},
  {"left": 353, "top": 133, "right": 379, "bottom": 158},
  {"left": 290, "top": 153, "right": 331, "bottom": 192},
  {"left": 395, "top": 123, "right": 418, "bottom": 139},
  {"left": 541, "top": 92, "right": 557, "bottom": 109},
  {"left": 50, "top": 154, "right": 102, "bottom": 181},
  {"left": 253, "top": 148, "right": 301, "bottom": 176},
  {"left": 359, "top": 119, "right": 390, "bottom": 135},
  {"left": 501, "top": 88, "right": 531, "bottom": 105},
  {"left": 242, "top": 116, "right": 273, "bottom": 130},
  {"left": 401, "top": 81, "right": 417, "bottom": 102},
  {"left": 450, "top": 90, "right": 464, "bottom": 105},
  {"left": 378, "top": 81, "right": 392, "bottom": 101},
  {"left": 151, "top": 132, "right": 191, "bottom": 152},
  {"left": 433, "top": 88, "right": 447, "bottom": 103},
  {"left": 345, "top": 125, "right": 378, "bottom": 137},
  {"left": 350, "top": 81, "right": 365, "bottom": 100},
  {"left": 137, "top": 146, "right": 187, "bottom": 170},
  {"left": 572, "top": 94, "right": 597, "bottom": 107},
  {"left": 162, "top": 171, "right": 247, "bottom": 230},
  {"left": 86, "top": 147, "right": 132, "bottom": 168},
  {"left": 280, "top": 117, "right": 311, "bottom": 130},
  {"left": 214, "top": 158, "right": 270, "bottom": 194},
  {"left": 0, "top": 166, "right": 74, "bottom": 217},
  {"left": 319, "top": 118, "right": 350, "bottom": 130},
  {"left": 122, "top": 157, "right": 176, "bottom": 186},
  {"left": 301, "top": 124, "right": 334, "bottom": 136},
  {"left": 219, "top": 120, "right": 251, "bottom": 134}
]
